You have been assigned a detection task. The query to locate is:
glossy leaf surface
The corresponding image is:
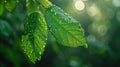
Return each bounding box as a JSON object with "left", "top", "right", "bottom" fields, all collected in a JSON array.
[
  {"left": 45, "top": 5, "right": 87, "bottom": 47},
  {"left": 21, "top": 12, "right": 48, "bottom": 63}
]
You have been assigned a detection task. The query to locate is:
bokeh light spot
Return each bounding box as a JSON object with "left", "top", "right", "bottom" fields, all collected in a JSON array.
[
  {"left": 74, "top": 0, "right": 85, "bottom": 11},
  {"left": 113, "top": 0, "right": 120, "bottom": 7}
]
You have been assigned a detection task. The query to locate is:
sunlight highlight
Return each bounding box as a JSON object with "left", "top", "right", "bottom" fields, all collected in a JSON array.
[{"left": 74, "top": 0, "right": 85, "bottom": 11}]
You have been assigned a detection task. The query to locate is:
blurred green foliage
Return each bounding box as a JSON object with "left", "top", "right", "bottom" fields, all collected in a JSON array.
[{"left": 0, "top": 0, "right": 120, "bottom": 67}]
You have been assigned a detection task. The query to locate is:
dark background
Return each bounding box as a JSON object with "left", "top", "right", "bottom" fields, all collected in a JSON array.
[{"left": 0, "top": 0, "right": 120, "bottom": 67}]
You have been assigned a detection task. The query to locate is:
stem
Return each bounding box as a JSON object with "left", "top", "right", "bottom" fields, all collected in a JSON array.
[
  {"left": 38, "top": 0, "right": 52, "bottom": 14},
  {"left": 39, "top": 0, "right": 52, "bottom": 8}
]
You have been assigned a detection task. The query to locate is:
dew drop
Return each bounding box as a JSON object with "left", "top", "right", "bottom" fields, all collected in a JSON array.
[
  {"left": 28, "top": 55, "right": 30, "bottom": 58},
  {"left": 24, "top": 49, "right": 26, "bottom": 52},
  {"left": 30, "top": 51, "right": 32, "bottom": 53},
  {"left": 64, "top": 18, "right": 67, "bottom": 21},
  {"left": 4, "top": 0, "right": 7, "bottom": 3},
  {"left": 49, "top": 25, "right": 52, "bottom": 28},
  {"left": 43, "top": 45, "right": 45, "bottom": 48},
  {"left": 29, "top": 31, "right": 31, "bottom": 33},
  {"left": 38, "top": 56, "right": 41, "bottom": 60},
  {"left": 26, "top": 22, "right": 28, "bottom": 25},
  {"left": 54, "top": 12, "right": 57, "bottom": 15},
  {"left": 54, "top": 29, "right": 57, "bottom": 31},
  {"left": 68, "top": 20, "right": 72, "bottom": 23},
  {"left": 39, "top": 52, "right": 41, "bottom": 55},
  {"left": 21, "top": 39, "right": 23, "bottom": 42},
  {"left": 50, "top": 29, "right": 52, "bottom": 32},
  {"left": 51, "top": 9, "right": 53, "bottom": 12},
  {"left": 45, "top": 38, "right": 47, "bottom": 41}
]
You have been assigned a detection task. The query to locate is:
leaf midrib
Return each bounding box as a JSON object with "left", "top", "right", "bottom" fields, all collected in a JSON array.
[{"left": 49, "top": 11, "right": 83, "bottom": 46}]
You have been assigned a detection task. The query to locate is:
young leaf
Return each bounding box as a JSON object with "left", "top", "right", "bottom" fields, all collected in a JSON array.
[
  {"left": 5, "top": 0, "right": 18, "bottom": 12},
  {"left": 21, "top": 12, "right": 48, "bottom": 63},
  {"left": 45, "top": 5, "right": 87, "bottom": 48}
]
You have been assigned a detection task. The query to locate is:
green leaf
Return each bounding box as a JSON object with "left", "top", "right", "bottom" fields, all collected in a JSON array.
[
  {"left": 0, "top": 1, "right": 4, "bottom": 16},
  {"left": 5, "top": 0, "right": 18, "bottom": 12},
  {"left": 21, "top": 12, "right": 48, "bottom": 63},
  {"left": 45, "top": 5, "right": 87, "bottom": 48},
  {"left": 26, "top": 0, "right": 38, "bottom": 15}
]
